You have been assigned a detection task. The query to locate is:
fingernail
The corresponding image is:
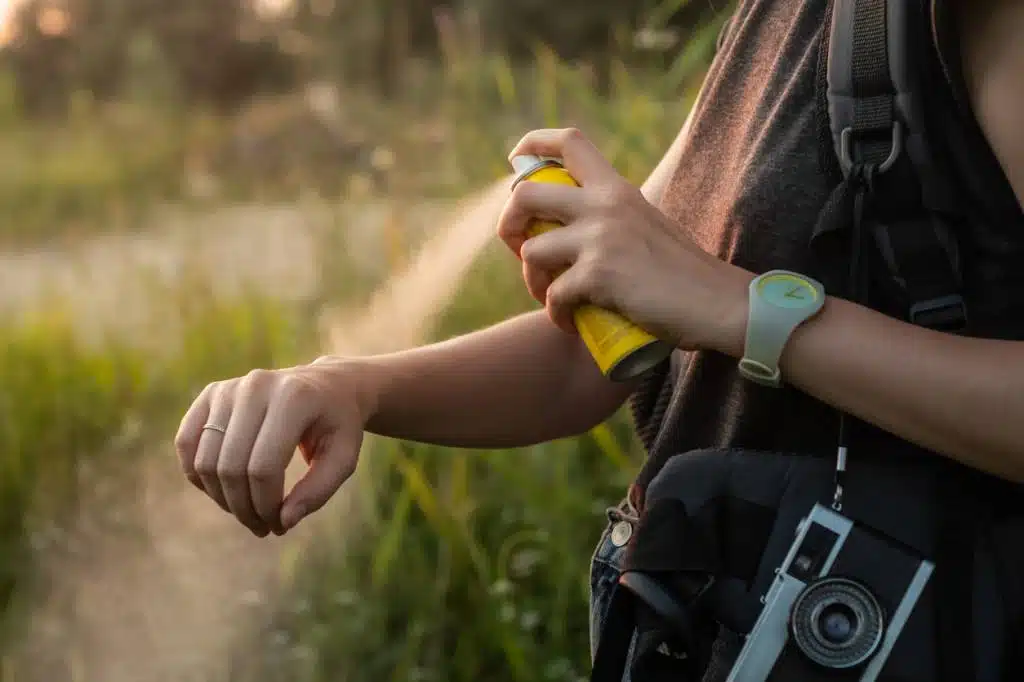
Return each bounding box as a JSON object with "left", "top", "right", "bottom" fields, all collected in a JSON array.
[{"left": 281, "top": 505, "right": 304, "bottom": 531}]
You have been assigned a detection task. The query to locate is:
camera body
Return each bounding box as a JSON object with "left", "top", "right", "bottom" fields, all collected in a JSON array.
[{"left": 726, "top": 504, "right": 934, "bottom": 682}]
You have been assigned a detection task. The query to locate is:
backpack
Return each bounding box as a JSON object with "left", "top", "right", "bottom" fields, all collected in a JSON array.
[{"left": 590, "top": 1, "right": 1024, "bottom": 680}]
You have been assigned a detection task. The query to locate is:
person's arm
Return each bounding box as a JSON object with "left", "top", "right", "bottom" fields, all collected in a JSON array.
[
  {"left": 344, "top": 118, "right": 695, "bottom": 449},
  {"left": 499, "top": 74, "right": 1024, "bottom": 490},
  {"left": 176, "top": 106, "right": 700, "bottom": 535},
  {"left": 720, "top": 293, "right": 1024, "bottom": 483},
  {"left": 349, "top": 110, "right": 696, "bottom": 448},
  {"left": 350, "top": 312, "right": 631, "bottom": 448}
]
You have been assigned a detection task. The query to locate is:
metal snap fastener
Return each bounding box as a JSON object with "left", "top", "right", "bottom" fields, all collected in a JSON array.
[{"left": 610, "top": 521, "right": 633, "bottom": 548}]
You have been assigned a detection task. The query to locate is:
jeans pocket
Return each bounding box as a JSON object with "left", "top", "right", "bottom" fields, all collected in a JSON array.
[{"left": 589, "top": 501, "right": 637, "bottom": 661}]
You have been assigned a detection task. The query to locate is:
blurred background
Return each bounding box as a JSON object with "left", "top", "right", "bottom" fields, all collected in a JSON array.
[{"left": 0, "top": 1, "right": 731, "bottom": 680}]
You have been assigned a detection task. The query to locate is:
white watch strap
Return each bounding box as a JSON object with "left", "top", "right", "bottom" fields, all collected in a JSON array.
[
  {"left": 739, "top": 296, "right": 796, "bottom": 386},
  {"left": 739, "top": 272, "right": 825, "bottom": 387}
]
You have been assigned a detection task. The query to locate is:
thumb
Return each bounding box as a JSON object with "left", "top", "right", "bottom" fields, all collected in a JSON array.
[{"left": 280, "top": 434, "right": 359, "bottom": 530}]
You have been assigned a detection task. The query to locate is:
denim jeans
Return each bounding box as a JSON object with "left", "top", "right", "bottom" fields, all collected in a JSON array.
[
  {"left": 588, "top": 498, "right": 744, "bottom": 682},
  {"left": 588, "top": 499, "right": 639, "bottom": 678}
]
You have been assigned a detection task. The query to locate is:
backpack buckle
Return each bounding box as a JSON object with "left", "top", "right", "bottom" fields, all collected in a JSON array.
[
  {"left": 839, "top": 121, "right": 904, "bottom": 177},
  {"left": 909, "top": 294, "right": 968, "bottom": 332}
]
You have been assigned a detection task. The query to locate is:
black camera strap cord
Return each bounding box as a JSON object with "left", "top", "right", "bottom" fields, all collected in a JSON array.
[{"left": 830, "top": 163, "right": 873, "bottom": 514}]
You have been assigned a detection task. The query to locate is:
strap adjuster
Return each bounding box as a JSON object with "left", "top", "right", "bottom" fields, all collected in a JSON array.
[
  {"left": 909, "top": 294, "right": 968, "bottom": 332},
  {"left": 839, "top": 121, "right": 904, "bottom": 176}
]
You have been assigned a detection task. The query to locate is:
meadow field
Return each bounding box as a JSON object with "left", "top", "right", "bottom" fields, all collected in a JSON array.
[{"left": 0, "top": 4, "right": 725, "bottom": 679}]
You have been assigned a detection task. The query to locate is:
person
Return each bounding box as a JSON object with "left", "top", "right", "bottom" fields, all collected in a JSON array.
[{"left": 175, "top": 0, "right": 1024, "bottom": 679}]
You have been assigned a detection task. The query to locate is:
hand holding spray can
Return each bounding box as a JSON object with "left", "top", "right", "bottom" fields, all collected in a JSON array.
[{"left": 509, "top": 154, "right": 673, "bottom": 382}]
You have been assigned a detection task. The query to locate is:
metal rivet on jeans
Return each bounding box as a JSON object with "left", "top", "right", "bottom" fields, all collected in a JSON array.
[{"left": 610, "top": 521, "right": 633, "bottom": 548}]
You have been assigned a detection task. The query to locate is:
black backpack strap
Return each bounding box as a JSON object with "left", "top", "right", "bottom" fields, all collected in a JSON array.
[
  {"left": 819, "top": 0, "right": 967, "bottom": 331},
  {"left": 822, "top": 3, "right": 977, "bottom": 682}
]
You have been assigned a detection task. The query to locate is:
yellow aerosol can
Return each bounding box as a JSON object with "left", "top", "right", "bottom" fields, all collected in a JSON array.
[{"left": 509, "top": 154, "right": 673, "bottom": 382}]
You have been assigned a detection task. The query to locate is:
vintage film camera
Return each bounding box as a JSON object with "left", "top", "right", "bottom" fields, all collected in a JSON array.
[{"left": 726, "top": 503, "right": 934, "bottom": 681}]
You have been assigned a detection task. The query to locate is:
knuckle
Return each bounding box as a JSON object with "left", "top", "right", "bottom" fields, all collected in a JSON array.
[
  {"left": 246, "top": 462, "right": 279, "bottom": 484},
  {"left": 519, "top": 238, "right": 539, "bottom": 263},
  {"left": 216, "top": 460, "right": 246, "bottom": 480},
  {"left": 590, "top": 221, "right": 616, "bottom": 250},
  {"left": 559, "top": 127, "right": 584, "bottom": 145},
  {"left": 278, "top": 373, "right": 314, "bottom": 403},
  {"left": 200, "top": 380, "right": 222, "bottom": 400},
  {"left": 544, "top": 281, "right": 562, "bottom": 307},
  {"left": 507, "top": 181, "right": 535, "bottom": 214},
  {"left": 194, "top": 458, "right": 217, "bottom": 478},
  {"left": 243, "top": 368, "right": 274, "bottom": 390},
  {"left": 174, "top": 430, "right": 198, "bottom": 458},
  {"left": 577, "top": 259, "right": 606, "bottom": 294},
  {"left": 515, "top": 130, "right": 539, "bottom": 147}
]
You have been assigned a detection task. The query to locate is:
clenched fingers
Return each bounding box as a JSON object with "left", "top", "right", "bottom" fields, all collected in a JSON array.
[
  {"left": 217, "top": 370, "right": 274, "bottom": 537},
  {"left": 281, "top": 429, "right": 359, "bottom": 531},
  {"left": 519, "top": 223, "right": 593, "bottom": 303},
  {"left": 497, "top": 180, "right": 585, "bottom": 257},
  {"left": 175, "top": 382, "right": 213, "bottom": 492},
  {"left": 247, "top": 376, "right": 318, "bottom": 534},
  {"left": 193, "top": 382, "right": 239, "bottom": 514},
  {"left": 544, "top": 259, "right": 616, "bottom": 335},
  {"left": 508, "top": 128, "right": 620, "bottom": 187},
  {"left": 176, "top": 360, "right": 365, "bottom": 535}
]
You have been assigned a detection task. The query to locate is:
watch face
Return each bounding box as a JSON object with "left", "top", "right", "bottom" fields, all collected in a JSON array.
[{"left": 756, "top": 273, "right": 821, "bottom": 309}]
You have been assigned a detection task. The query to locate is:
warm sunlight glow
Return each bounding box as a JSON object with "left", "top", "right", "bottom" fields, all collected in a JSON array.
[
  {"left": 37, "top": 5, "right": 69, "bottom": 36},
  {"left": 253, "top": 0, "right": 295, "bottom": 20},
  {"left": 0, "top": 0, "right": 14, "bottom": 45}
]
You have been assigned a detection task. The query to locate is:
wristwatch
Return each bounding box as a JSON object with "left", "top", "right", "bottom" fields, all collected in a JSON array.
[{"left": 738, "top": 270, "right": 826, "bottom": 388}]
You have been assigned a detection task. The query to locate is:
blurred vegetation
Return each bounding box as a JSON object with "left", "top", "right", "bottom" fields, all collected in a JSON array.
[
  {"left": 0, "top": 287, "right": 311, "bottom": 648},
  {"left": 0, "top": 0, "right": 731, "bottom": 244},
  {"left": 4, "top": 0, "right": 724, "bottom": 110},
  {"left": 0, "top": 0, "right": 732, "bottom": 678}
]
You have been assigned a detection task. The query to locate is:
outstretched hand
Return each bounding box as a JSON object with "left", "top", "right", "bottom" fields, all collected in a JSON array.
[{"left": 496, "top": 128, "right": 751, "bottom": 355}]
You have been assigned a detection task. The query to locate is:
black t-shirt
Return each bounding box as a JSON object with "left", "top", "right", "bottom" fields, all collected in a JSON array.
[{"left": 629, "top": 0, "right": 1024, "bottom": 508}]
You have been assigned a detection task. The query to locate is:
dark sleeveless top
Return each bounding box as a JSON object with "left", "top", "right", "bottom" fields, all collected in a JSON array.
[{"left": 629, "top": 0, "right": 1024, "bottom": 508}]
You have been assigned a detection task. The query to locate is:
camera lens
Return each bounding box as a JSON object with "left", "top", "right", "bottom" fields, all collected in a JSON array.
[
  {"left": 790, "top": 577, "right": 885, "bottom": 669},
  {"left": 819, "top": 603, "right": 857, "bottom": 644}
]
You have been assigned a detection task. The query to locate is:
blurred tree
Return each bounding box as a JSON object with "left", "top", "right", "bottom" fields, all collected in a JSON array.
[
  {"left": 2, "top": 0, "right": 79, "bottom": 117},
  {"left": 0, "top": 0, "right": 731, "bottom": 118},
  {"left": 4, "top": 0, "right": 297, "bottom": 116}
]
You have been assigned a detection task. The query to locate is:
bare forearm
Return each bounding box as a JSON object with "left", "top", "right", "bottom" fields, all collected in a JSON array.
[
  {"left": 351, "top": 310, "right": 635, "bottom": 448},
  {"left": 772, "top": 297, "right": 1024, "bottom": 482}
]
